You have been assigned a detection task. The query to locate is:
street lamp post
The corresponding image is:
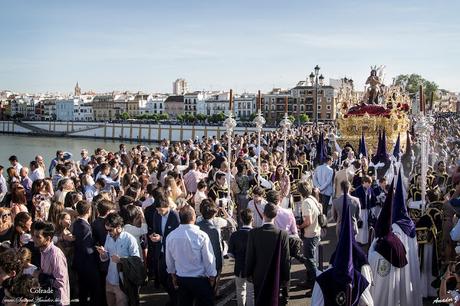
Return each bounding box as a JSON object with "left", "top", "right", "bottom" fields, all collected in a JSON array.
[
  {"left": 253, "top": 90, "right": 265, "bottom": 184},
  {"left": 280, "top": 96, "right": 292, "bottom": 166},
  {"left": 309, "top": 65, "right": 324, "bottom": 125},
  {"left": 224, "top": 89, "right": 237, "bottom": 206}
]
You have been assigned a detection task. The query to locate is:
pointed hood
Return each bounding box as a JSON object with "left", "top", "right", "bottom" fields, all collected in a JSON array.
[
  {"left": 329, "top": 195, "right": 369, "bottom": 274},
  {"left": 332, "top": 193, "right": 354, "bottom": 284},
  {"left": 374, "top": 129, "right": 389, "bottom": 164},
  {"left": 372, "top": 129, "right": 382, "bottom": 164},
  {"left": 316, "top": 194, "right": 369, "bottom": 306},
  {"left": 315, "top": 131, "right": 328, "bottom": 165},
  {"left": 381, "top": 129, "right": 388, "bottom": 158},
  {"left": 392, "top": 169, "right": 416, "bottom": 238},
  {"left": 374, "top": 180, "right": 408, "bottom": 268},
  {"left": 358, "top": 131, "right": 367, "bottom": 158},
  {"left": 375, "top": 180, "right": 395, "bottom": 238},
  {"left": 393, "top": 133, "right": 401, "bottom": 159}
]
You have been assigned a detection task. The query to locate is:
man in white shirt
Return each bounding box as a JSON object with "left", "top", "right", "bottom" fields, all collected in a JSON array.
[
  {"left": 9, "top": 155, "right": 22, "bottom": 173},
  {"left": 29, "top": 161, "right": 45, "bottom": 182},
  {"left": 166, "top": 205, "right": 217, "bottom": 306},
  {"left": 313, "top": 156, "right": 334, "bottom": 215}
]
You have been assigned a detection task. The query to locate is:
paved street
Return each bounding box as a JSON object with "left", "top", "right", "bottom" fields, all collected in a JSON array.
[
  {"left": 139, "top": 222, "right": 339, "bottom": 306},
  {"left": 139, "top": 220, "right": 438, "bottom": 305}
]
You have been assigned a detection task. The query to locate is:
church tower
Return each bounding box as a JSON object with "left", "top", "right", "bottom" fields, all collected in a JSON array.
[{"left": 74, "top": 82, "right": 81, "bottom": 96}]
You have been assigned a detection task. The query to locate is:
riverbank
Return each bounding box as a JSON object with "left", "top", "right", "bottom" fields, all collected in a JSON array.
[{"left": 0, "top": 120, "right": 276, "bottom": 142}]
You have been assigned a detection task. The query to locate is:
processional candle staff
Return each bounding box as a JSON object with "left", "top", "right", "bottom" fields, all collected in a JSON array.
[
  {"left": 224, "top": 89, "right": 237, "bottom": 204},
  {"left": 414, "top": 85, "right": 433, "bottom": 212},
  {"left": 280, "top": 96, "right": 292, "bottom": 166},
  {"left": 253, "top": 90, "right": 265, "bottom": 185}
]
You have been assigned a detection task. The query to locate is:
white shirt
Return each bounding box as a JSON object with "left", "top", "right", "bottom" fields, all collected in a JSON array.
[
  {"left": 166, "top": 224, "right": 217, "bottom": 278},
  {"left": 142, "top": 196, "right": 155, "bottom": 209},
  {"left": 451, "top": 219, "right": 460, "bottom": 242},
  {"left": 313, "top": 164, "right": 334, "bottom": 196},
  {"left": 193, "top": 191, "right": 207, "bottom": 216},
  {"left": 29, "top": 168, "right": 45, "bottom": 182},
  {"left": 247, "top": 199, "right": 268, "bottom": 228}
]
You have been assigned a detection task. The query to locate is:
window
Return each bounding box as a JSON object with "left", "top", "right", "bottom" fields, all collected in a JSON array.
[
  {"left": 327, "top": 97, "right": 332, "bottom": 103},
  {"left": 318, "top": 105, "right": 322, "bottom": 110},
  {"left": 326, "top": 105, "right": 331, "bottom": 110},
  {"left": 326, "top": 113, "right": 331, "bottom": 119}
]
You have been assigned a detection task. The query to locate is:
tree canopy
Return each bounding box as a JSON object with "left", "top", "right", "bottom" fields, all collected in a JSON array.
[{"left": 394, "top": 74, "right": 439, "bottom": 100}]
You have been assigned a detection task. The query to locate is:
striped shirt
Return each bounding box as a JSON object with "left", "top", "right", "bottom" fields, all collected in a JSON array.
[{"left": 40, "top": 242, "right": 70, "bottom": 306}]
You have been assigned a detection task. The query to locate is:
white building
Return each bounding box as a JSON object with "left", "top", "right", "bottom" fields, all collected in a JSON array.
[
  {"left": 56, "top": 99, "right": 76, "bottom": 121},
  {"left": 145, "top": 94, "right": 166, "bottom": 114},
  {"left": 74, "top": 103, "right": 93, "bottom": 121},
  {"left": 173, "top": 78, "right": 188, "bottom": 95},
  {"left": 206, "top": 92, "right": 230, "bottom": 116},
  {"left": 56, "top": 98, "right": 94, "bottom": 121},
  {"left": 184, "top": 91, "right": 208, "bottom": 115},
  {"left": 234, "top": 94, "right": 256, "bottom": 120}
]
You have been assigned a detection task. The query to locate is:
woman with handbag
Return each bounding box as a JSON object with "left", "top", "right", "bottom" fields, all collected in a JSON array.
[{"left": 296, "top": 181, "right": 322, "bottom": 294}]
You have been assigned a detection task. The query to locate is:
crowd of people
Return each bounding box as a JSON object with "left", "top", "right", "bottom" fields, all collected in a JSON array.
[{"left": 0, "top": 113, "right": 459, "bottom": 305}]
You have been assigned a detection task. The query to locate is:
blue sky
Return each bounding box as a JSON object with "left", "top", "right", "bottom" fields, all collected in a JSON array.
[{"left": 0, "top": 0, "right": 459, "bottom": 94}]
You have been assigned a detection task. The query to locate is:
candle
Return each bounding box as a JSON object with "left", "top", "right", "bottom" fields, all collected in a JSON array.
[
  {"left": 419, "top": 85, "right": 424, "bottom": 114},
  {"left": 257, "top": 90, "right": 261, "bottom": 111},
  {"left": 430, "top": 91, "right": 434, "bottom": 111},
  {"left": 284, "top": 96, "right": 288, "bottom": 113},
  {"left": 229, "top": 89, "right": 233, "bottom": 112}
]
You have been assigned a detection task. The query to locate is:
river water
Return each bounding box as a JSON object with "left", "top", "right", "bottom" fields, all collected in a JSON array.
[{"left": 0, "top": 134, "right": 151, "bottom": 167}]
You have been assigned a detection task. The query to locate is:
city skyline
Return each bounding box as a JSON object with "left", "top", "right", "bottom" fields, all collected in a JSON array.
[{"left": 1, "top": 0, "right": 459, "bottom": 93}]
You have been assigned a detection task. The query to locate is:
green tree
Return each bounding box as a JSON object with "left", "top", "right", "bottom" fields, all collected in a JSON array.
[
  {"left": 177, "top": 114, "right": 185, "bottom": 122},
  {"left": 299, "top": 114, "right": 310, "bottom": 124},
  {"left": 248, "top": 112, "right": 257, "bottom": 121},
  {"left": 394, "top": 74, "right": 439, "bottom": 101},
  {"left": 215, "top": 112, "right": 226, "bottom": 122},
  {"left": 158, "top": 113, "right": 169, "bottom": 121},
  {"left": 196, "top": 113, "right": 207, "bottom": 122},
  {"left": 120, "top": 112, "right": 130, "bottom": 120},
  {"left": 287, "top": 115, "right": 295, "bottom": 123}
]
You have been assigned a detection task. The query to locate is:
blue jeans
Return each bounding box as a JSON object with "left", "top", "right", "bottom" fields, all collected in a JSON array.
[{"left": 302, "top": 236, "right": 320, "bottom": 285}]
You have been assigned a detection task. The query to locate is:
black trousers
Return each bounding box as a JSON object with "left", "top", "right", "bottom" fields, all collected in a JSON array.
[
  {"left": 177, "top": 276, "right": 214, "bottom": 306},
  {"left": 76, "top": 265, "right": 103, "bottom": 306},
  {"left": 159, "top": 253, "right": 178, "bottom": 305}
]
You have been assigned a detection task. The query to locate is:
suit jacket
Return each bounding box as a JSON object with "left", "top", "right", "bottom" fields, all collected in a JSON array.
[
  {"left": 91, "top": 216, "right": 107, "bottom": 247},
  {"left": 245, "top": 224, "right": 290, "bottom": 295},
  {"left": 197, "top": 219, "right": 223, "bottom": 272},
  {"left": 351, "top": 185, "right": 376, "bottom": 210},
  {"left": 152, "top": 209, "right": 180, "bottom": 259},
  {"left": 228, "top": 227, "right": 251, "bottom": 277},
  {"left": 333, "top": 168, "right": 352, "bottom": 198},
  {"left": 332, "top": 194, "right": 361, "bottom": 237},
  {"left": 73, "top": 218, "right": 99, "bottom": 272}
]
